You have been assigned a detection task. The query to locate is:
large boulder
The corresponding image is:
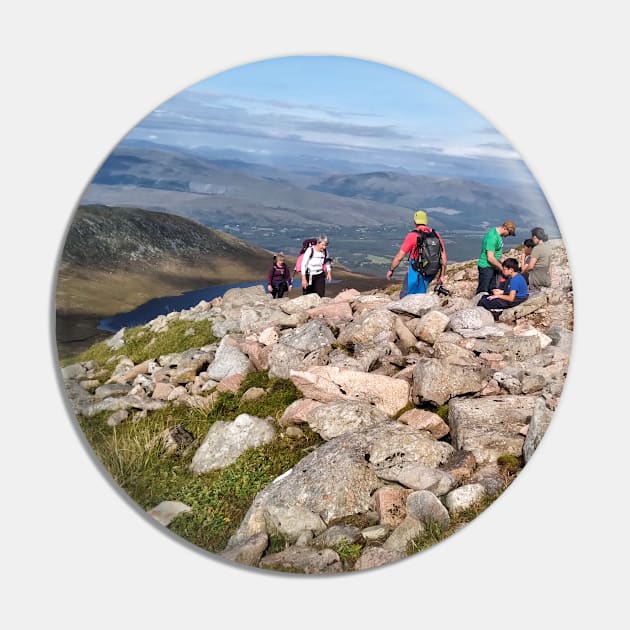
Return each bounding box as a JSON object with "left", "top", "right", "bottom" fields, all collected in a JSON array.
[
  {"left": 448, "top": 395, "right": 539, "bottom": 465},
  {"left": 279, "top": 319, "right": 336, "bottom": 354},
  {"left": 304, "top": 400, "right": 390, "bottom": 440},
  {"left": 337, "top": 308, "right": 397, "bottom": 345},
  {"left": 290, "top": 366, "right": 411, "bottom": 416},
  {"left": 386, "top": 294, "right": 440, "bottom": 316},
  {"left": 412, "top": 358, "right": 485, "bottom": 406},
  {"left": 205, "top": 336, "right": 253, "bottom": 381}
]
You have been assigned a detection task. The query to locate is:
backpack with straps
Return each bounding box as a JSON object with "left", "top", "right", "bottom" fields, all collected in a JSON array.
[
  {"left": 409, "top": 227, "right": 443, "bottom": 277},
  {"left": 294, "top": 238, "right": 331, "bottom": 275}
]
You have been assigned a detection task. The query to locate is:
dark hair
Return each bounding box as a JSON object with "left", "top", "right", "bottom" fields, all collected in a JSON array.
[
  {"left": 503, "top": 257, "right": 520, "bottom": 272},
  {"left": 531, "top": 227, "right": 548, "bottom": 242},
  {"left": 523, "top": 238, "right": 535, "bottom": 248}
]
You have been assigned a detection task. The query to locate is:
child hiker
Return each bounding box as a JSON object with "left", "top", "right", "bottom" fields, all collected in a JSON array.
[
  {"left": 267, "top": 252, "right": 292, "bottom": 298},
  {"left": 478, "top": 257, "right": 528, "bottom": 319}
]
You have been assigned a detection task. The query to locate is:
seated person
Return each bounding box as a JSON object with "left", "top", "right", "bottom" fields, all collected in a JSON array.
[
  {"left": 478, "top": 258, "right": 528, "bottom": 317},
  {"left": 520, "top": 238, "right": 535, "bottom": 284},
  {"left": 522, "top": 227, "right": 552, "bottom": 289}
]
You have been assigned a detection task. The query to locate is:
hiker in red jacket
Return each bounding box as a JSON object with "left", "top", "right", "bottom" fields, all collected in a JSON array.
[{"left": 386, "top": 210, "right": 447, "bottom": 298}]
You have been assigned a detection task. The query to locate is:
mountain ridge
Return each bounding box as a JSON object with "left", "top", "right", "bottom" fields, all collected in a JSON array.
[
  {"left": 81, "top": 143, "right": 557, "bottom": 236},
  {"left": 56, "top": 205, "right": 387, "bottom": 358}
]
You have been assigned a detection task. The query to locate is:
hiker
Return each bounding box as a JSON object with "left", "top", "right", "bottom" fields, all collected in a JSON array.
[
  {"left": 520, "top": 238, "right": 535, "bottom": 285},
  {"left": 475, "top": 220, "right": 516, "bottom": 294},
  {"left": 478, "top": 257, "right": 528, "bottom": 318},
  {"left": 300, "top": 235, "right": 332, "bottom": 297},
  {"left": 521, "top": 227, "right": 552, "bottom": 289},
  {"left": 386, "top": 209, "right": 447, "bottom": 297},
  {"left": 267, "top": 252, "right": 292, "bottom": 299}
]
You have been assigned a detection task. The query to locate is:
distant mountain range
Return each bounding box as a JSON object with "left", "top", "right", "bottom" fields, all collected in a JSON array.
[
  {"left": 82, "top": 145, "right": 412, "bottom": 229},
  {"left": 80, "top": 142, "right": 559, "bottom": 237}
]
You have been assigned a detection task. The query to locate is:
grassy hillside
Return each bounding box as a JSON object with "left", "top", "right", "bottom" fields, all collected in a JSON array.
[{"left": 55, "top": 204, "right": 387, "bottom": 358}]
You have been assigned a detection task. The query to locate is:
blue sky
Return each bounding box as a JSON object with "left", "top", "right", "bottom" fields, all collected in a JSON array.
[{"left": 126, "top": 55, "right": 535, "bottom": 186}]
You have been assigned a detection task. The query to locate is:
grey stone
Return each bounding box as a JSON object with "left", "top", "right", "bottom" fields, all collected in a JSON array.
[
  {"left": 406, "top": 490, "right": 451, "bottom": 531},
  {"left": 190, "top": 414, "right": 276, "bottom": 474},
  {"left": 147, "top": 501, "right": 192, "bottom": 526}
]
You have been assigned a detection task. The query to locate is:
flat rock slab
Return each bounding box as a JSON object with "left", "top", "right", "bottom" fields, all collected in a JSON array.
[{"left": 290, "top": 366, "right": 410, "bottom": 417}]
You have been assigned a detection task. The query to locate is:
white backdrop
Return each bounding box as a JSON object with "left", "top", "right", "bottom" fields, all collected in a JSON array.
[{"left": 2, "top": 1, "right": 627, "bottom": 628}]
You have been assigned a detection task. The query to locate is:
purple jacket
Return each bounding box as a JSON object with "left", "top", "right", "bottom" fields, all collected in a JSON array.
[{"left": 267, "top": 263, "right": 292, "bottom": 286}]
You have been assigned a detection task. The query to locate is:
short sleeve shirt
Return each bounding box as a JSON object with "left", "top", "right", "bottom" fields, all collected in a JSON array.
[
  {"left": 529, "top": 241, "right": 552, "bottom": 287},
  {"left": 507, "top": 273, "right": 528, "bottom": 298},
  {"left": 478, "top": 228, "right": 502, "bottom": 268},
  {"left": 401, "top": 231, "right": 419, "bottom": 256},
  {"left": 400, "top": 226, "right": 444, "bottom": 261}
]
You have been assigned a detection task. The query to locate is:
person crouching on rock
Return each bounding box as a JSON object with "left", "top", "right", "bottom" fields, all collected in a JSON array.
[
  {"left": 301, "top": 235, "right": 332, "bottom": 297},
  {"left": 267, "top": 252, "right": 292, "bottom": 299},
  {"left": 478, "top": 257, "right": 528, "bottom": 318}
]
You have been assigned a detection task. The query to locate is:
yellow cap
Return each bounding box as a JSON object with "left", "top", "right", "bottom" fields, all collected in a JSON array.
[{"left": 413, "top": 210, "right": 427, "bottom": 225}]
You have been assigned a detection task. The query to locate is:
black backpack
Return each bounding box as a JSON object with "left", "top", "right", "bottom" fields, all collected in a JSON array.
[{"left": 409, "top": 228, "right": 443, "bottom": 277}]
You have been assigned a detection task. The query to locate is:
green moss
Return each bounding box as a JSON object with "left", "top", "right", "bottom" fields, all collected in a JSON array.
[
  {"left": 497, "top": 454, "right": 522, "bottom": 474},
  {"left": 393, "top": 402, "right": 416, "bottom": 419},
  {"left": 435, "top": 404, "right": 449, "bottom": 421}
]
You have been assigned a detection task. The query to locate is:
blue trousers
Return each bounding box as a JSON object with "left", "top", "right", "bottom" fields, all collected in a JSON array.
[{"left": 400, "top": 266, "right": 434, "bottom": 298}]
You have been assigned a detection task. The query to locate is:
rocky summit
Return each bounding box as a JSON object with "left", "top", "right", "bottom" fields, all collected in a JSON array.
[{"left": 60, "top": 240, "right": 572, "bottom": 574}]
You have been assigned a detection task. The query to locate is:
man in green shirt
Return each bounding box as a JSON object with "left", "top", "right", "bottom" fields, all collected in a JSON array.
[{"left": 476, "top": 220, "right": 516, "bottom": 294}]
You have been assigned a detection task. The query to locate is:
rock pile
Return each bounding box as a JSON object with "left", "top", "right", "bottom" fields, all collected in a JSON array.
[{"left": 61, "top": 240, "right": 572, "bottom": 574}]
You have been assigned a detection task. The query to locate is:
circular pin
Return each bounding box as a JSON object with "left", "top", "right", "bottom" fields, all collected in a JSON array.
[{"left": 55, "top": 55, "right": 573, "bottom": 575}]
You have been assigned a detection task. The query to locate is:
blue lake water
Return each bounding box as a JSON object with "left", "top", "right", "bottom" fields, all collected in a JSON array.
[
  {"left": 98, "top": 279, "right": 343, "bottom": 332},
  {"left": 98, "top": 281, "right": 263, "bottom": 332}
]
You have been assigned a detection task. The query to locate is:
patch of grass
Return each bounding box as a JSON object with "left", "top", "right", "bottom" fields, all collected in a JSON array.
[
  {"left": 208, "top": 372, "right": 303, "bottom": 422},
  {"left": 267, "top": 533, "right": 290, "bottom": 555},
  {"left": 406, "top": 521, "right": 444, "bottom": 555},
  {"left": 239, "top": 378, "right": 302, "bottom": 420},
  {"left": 334, "top": 540, "right": 363, "bottom": 563},
  {"left": 206, "top": 391, "right": 241, "bottom": 422},
  {"left": 238, "top": 371, "right": 273, "bottom": 392},
  {"left": 77, "top": 392, "right": 323, "bottom": 554},
  {"left": 61, "top": 319, "right": 218, "bottom": 371}
]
